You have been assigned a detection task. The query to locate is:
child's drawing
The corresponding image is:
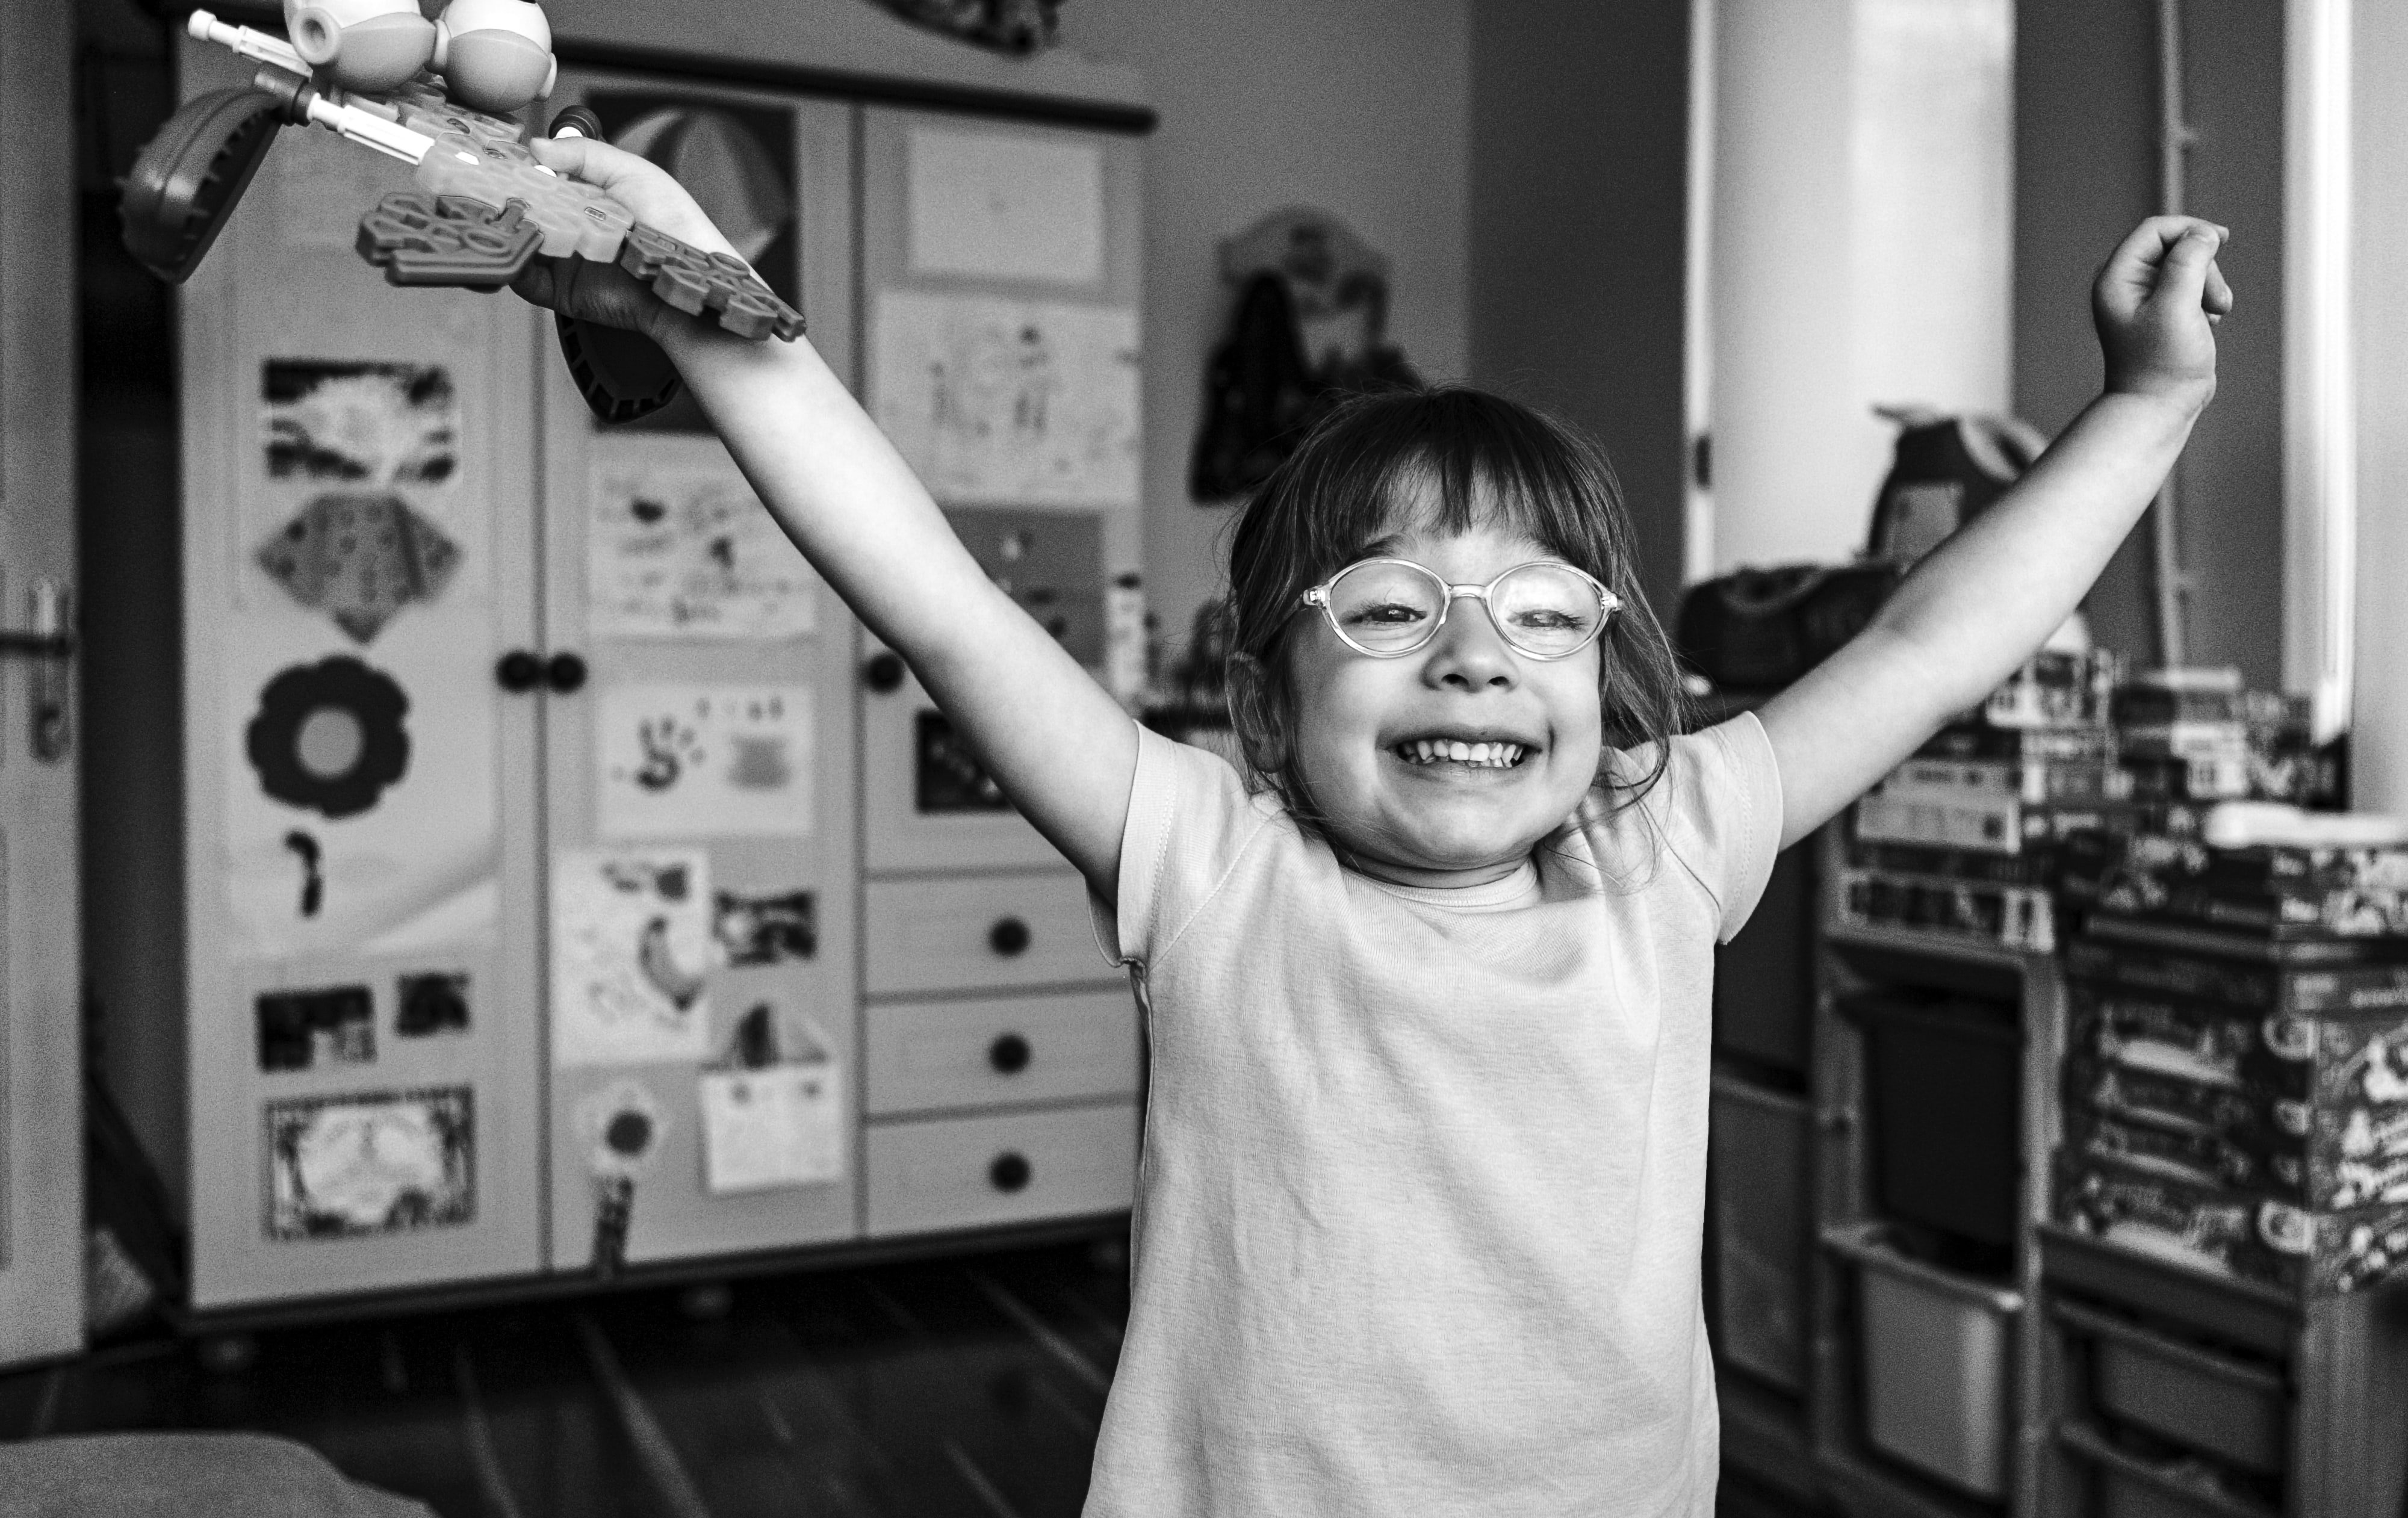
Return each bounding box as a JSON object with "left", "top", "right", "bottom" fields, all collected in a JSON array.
[
  {"left": 872, "top": 291, "right": 1140, "bottom": 509},
  {"left": 597, "top": 684, "right": 815, "bottom": 839},
  {"left": 589, "top": 457, "right": 819, "bottom": 639},
  {"left": 265, "top": 1086, "right": 473, "bottom": 1240},
  {"left": 551, "top": 849, "right": 714, "bottom": 1067},
  {"left": 262, "top": 361, "right": 459, "bottom": 489}
]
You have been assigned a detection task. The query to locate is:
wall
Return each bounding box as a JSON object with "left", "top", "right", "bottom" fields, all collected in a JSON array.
[
  {"left": 1465, "top": 0, "right": 1693, "bottom": 622},
  {"left": 2014, "top": 0, "right": 2286, "bottom": 684},
  {"left": 1060, "top": 0, "right": 1473, "bottom": 655}
]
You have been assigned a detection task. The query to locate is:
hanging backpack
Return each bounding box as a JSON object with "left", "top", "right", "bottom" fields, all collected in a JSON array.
[
  {"left": 1677, "top": 407, "right": 2049, "bottom": 692},
  {"left": 1866, "top": 407, "right": 2048, "bottom": 565}
]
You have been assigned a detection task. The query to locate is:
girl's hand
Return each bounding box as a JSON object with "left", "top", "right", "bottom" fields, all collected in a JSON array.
[
  {"left": 2093, "top": 215, "right": 2233, "bottom": 409},
  {"left": 509, "top": 134, "right": 746, "bottom": 342}
]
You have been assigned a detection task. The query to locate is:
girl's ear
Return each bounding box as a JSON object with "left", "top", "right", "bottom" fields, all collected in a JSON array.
[{"left": 1226, "top": 652, "right": 1291, "bottom": 776}]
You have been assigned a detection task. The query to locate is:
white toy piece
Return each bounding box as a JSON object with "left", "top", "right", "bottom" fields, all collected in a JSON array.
[
  {"left": 432, "top": 0, "right": 559, "bottom": 115},
  {"left": 284, "top": 0, "right": 430, "bottom": 94},
  {"left": 281, "top": 0, "right": 556, "bottom": 114}
]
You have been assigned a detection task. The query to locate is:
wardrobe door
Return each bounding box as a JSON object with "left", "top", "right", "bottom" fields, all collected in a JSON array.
[
  {"left": 179, "top": 43, "right": 545, "bottom": 1307},
  {"left": 538, "top": 72, "right": 861, "bottom": 1270}
]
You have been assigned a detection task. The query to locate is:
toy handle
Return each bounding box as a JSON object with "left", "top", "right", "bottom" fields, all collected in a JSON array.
[{"left": 547, "top": 106, "right": 683, "bottom": 424}]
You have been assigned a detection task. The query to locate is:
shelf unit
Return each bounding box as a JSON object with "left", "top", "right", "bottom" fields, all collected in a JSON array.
[
  {"left": 1714, "top": 831, "right": 2408, "bottom": 1517},
  {"left": 2035, "top": 1220, "right": 2408, "bottom": 1517},
  {"left": 1809, "top": 916, "right": 2062, "bottom": 1518},
  {"left": 1713, "top": 829, "right": 2065, "bottom": 1518}
]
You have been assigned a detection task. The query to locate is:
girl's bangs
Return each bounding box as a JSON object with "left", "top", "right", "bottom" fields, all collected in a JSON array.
[{"left": 1307, "top": 395, "right": 1619, "bottom": 583}]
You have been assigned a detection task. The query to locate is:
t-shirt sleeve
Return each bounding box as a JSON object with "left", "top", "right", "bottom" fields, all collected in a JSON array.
[
  {"left": 1090, "top": 725, "right": 1270, "bottom": 968},
  {"left": 1661, "top": 710, "right": 1786, "bottom": 943}
]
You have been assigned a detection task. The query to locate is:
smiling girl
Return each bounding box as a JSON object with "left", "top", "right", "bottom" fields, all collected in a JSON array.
[{"left": 514, "top": 133, "right": 2229, "bottom": 1516}]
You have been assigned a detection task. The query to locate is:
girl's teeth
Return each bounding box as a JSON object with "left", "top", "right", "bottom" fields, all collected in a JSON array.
[{"left": 1396, "top": 741, "right": 1526, "bottom": 767}]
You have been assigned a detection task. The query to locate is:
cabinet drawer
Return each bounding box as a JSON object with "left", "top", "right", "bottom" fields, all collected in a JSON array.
[
  {"left": 866, "top": 1103, "right": 1137, "bottom": 1237},
  {"left": 864, "top": 873, "right": 1116, "bottom": 996},
  {"left": 867, "top": 990, "right": 1138, "bottom": 1115}
]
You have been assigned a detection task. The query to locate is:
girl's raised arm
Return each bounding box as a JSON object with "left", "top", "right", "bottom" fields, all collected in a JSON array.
[
  {"left": 1755, "top": 215, "right": 2232, "bottom": 850},
  {"left": 517, "top": 136, "right": 1138, "bottom": 902}
]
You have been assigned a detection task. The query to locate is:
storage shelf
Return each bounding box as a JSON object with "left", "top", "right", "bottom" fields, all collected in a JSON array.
[
  {"left": 2055, "top": 1420, "right": 2280, "bottom": 1518},
  {"left": 1816, "top": 1443, "right": 2005, "bottom": 1518},
  {"left": 1787, "top": 832, "right": 2061, "bottom": 1516},
  {"left": 1721, "top": 829, "right": 2408, "bottom": 1517},
  {"left": 1822, "top": 921, "right": 2052, "bottom": 974},
  {"left": 2034, "top": 1222, "right": 2297, "bottom": 1353}
]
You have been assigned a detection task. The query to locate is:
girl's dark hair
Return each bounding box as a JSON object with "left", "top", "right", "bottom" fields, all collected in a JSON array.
[{"left": 1223, "top": 385, "right": 1691, "bottom": 823}]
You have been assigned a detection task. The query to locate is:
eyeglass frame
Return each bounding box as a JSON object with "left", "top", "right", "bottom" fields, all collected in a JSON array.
[{"left": 1296, "top": 557, "right": 1623, "bottom": 660}]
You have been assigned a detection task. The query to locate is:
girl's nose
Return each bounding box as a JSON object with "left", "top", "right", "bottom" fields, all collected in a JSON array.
[{"left": 1422, "top": 601, "right": 1518, "bottom": 690}]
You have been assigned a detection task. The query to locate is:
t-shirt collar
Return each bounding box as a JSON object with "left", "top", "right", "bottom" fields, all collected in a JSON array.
[{"left": 1362, "top": 855, "right": 1544, "bottom": 911}]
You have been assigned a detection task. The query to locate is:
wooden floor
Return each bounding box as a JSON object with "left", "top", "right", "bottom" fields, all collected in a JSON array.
[
  {"left": 0, "top": 1240, "right": 1131, "bottom": 1518},
  {"left": 0, "top": 1237, "right": 1819, "bottom": 1517}
]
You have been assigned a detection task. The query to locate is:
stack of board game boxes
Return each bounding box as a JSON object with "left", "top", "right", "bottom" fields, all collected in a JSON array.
[
  {"left": 2089, "top": 668, "right": 2336, "bottom": 828},
  {"left": 1839, "top": 648, "right": 2125, "bottom": 952},
  {"left": 2052, "top": 912, "right": 2408, "bottom": 1298},
  {"left": 2044, "top": 672, "right": 2407, "bottom": 1297}
]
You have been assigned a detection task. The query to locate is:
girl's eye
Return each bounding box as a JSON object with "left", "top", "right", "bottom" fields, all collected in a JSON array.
[
  {"left": 1343, "top": 601, "right": 1428, "bottom": 625},
  {"left": 1509, "top": 610, "right": 1577, "bottom": 630}
]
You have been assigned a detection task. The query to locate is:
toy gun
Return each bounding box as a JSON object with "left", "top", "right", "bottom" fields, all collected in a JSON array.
[{"left": 120, "top": 6, "right": 805, "bottom": 423}]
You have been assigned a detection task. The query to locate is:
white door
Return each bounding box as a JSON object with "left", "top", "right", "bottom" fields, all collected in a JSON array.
[
  {"left": 0, "top": 0, "right": 85, "bottom": 1365},
  {"left": 1696, "top": 0, "right": 2013, "bottom": 576}
]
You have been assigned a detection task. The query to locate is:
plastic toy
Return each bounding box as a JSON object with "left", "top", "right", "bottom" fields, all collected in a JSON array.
[
  {"left": 285, "top": 0, "right": 557, "bottom": 114},
  {"left": 119, "top": 7, "right": 804, "bottom": 423}
]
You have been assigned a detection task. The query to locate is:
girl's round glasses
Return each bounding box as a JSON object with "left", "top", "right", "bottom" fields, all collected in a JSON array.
[{"left": 1299, "top": 557, "right": 1621, "bottom": 660}]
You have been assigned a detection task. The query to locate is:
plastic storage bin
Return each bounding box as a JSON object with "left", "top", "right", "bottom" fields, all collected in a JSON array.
[
  {"left": 1843, "top": 991, "right": 2023, "bottom": 1253},
  {"left": 2058, "top": 1421, "right": 2282, "bottom": 1518},
  {"left": 2054, "top": 1298, "right": 2286, "bottom": 1475},
  {"left": 1827, "top": 1221, "right": 2025, "bottom": 1499},
  {"left": 1710, "top": 1073, "right": 1812, "bottom": 1390}
]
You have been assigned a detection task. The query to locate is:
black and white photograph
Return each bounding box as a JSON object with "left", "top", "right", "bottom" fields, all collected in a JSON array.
[{"left": 13, "top": 1, "right": 2408, "bottom": 1516}]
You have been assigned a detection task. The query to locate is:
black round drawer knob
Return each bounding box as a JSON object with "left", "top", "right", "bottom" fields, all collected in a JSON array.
[
  {"left": 988, "top": 917, "right": 1031, "bottom": 956},
  {"left": 987, "top": 1033, "right": 1031, "bottom": 1074},
  {"left": 545, "top": 651, "right": 588, "bottom": 693},
  {"left": 863, "top": 651, "right": 907, "bottom": 693},
  {"left": 988, "top": 1151, "right": 1032, "bottom": 1192},
  {"left": 495, "top": 649, "right": 543, "bottom": 692}
]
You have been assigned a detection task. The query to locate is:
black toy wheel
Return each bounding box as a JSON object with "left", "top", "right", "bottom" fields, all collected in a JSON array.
[{"left": 120, "top": 88, "right": 285, "bottom": 283}]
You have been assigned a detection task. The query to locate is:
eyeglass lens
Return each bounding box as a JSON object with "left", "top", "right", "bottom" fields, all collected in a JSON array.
[{"left": 1325, "top": 562, "right": 1605, "bottom": 656}]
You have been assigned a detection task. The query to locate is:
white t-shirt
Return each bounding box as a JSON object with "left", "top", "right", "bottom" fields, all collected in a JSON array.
[{"left": 1085, "top": 713, "right": 1784, "bottom": 1518}]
